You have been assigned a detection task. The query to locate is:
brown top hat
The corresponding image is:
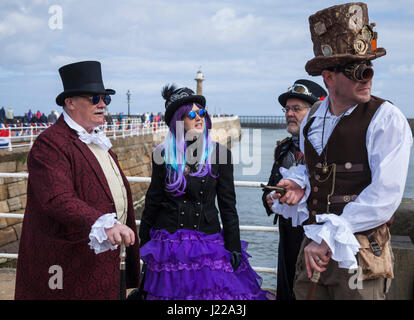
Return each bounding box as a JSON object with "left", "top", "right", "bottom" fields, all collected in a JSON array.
[{"left": 305, "top": 2, "right": 386, "bottom": 76}]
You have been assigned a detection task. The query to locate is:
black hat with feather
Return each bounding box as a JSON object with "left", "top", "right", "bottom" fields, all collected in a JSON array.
[{"left": 162, "top": 84, "right": 206, "bottom": 126}]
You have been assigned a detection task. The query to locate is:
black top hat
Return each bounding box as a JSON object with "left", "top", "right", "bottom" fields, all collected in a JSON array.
[
  {"left": 162, "top": 84, "right": 206, "bottom": 126},
  {"left": 56, "top": 61, "right": 115, "bottom": 106},
  {"left": 278, "top": 79, "right": 327, "bottom": 107}
]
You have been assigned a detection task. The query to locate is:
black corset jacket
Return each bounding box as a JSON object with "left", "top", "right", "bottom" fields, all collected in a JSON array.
[{"left": 139, "top": 142, "right": 241, "bottom": 253}]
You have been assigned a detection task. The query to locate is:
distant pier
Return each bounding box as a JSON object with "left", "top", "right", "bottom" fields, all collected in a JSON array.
[
  {"left": 238, "top": 116, "right": 286, "bottom": 129},
  {"left": 241, "top": 116, "right": 414, "bottom": 133}
]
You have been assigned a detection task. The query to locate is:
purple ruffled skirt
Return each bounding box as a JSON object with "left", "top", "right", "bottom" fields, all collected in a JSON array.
[{"left": 140, "top": 229, "right": 274, "bottom": 300}]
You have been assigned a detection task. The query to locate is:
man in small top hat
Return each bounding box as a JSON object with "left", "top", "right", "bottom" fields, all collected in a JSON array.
[
  {"left": 15, "top": 61, "right": 140, "bottom": 299},
  {"left": 272, "top": 2, "right": 412, "bottom": 299},
  {"left": 262, "top": 79, "right": 326, "bottom": 300}
]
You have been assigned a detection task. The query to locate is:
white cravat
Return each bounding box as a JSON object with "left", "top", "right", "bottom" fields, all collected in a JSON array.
[{"left": 63, "top": 110, "right": 112, "bottom": 151}]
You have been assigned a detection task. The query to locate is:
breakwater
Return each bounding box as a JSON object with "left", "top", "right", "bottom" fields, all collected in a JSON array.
[{"left": 239, "top": 116, "right": 414, "bottom": 134}]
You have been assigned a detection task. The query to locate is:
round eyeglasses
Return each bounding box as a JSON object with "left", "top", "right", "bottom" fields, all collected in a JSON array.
[
  {"left": 187, "top": 109, "right": 206, "bottom": 120},
  {"left": 80, "top": 94, "right": 111, "bottom": 106},
  {"left": 282, "top": 105, "right": 310, "bottom": 113}
]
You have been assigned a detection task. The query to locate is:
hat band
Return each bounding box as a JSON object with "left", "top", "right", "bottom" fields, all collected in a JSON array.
[
  {"left": 166, "top": 91, "right": 192, "bottom": 108},
  {"left": 63, "top": 82, "right": 107, "bottom": 93}
]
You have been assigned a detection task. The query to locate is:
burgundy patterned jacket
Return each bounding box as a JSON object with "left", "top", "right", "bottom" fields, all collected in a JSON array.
[{"left": 15, "top": 115, "right": 140, "bottom": 299}]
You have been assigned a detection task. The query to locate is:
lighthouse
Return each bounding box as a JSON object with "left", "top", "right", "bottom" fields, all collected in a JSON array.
[{"left": 194, "top": 70, "right": 205, "bottom": 95}]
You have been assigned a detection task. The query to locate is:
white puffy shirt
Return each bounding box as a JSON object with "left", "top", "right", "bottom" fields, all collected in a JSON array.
[{"left": 272, "top": 96, "right": 413, "bottom": 269}]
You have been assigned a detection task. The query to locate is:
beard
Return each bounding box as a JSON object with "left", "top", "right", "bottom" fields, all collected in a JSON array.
[{"left": 287, "top": 118, "right": 300, "bottom": 136}]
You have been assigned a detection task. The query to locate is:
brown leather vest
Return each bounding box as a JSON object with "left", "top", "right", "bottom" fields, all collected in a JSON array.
[{"left": 303, "top": 96, "right": 384, "bottom": 225}]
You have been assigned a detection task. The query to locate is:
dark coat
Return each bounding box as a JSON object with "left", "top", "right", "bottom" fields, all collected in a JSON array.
[
  {"left": 261, "top": 137, "right": 295, "bottom": 223},
  {"left": 139, "top": 142, "right": 241, "bottom": 253},
  {"left": 15, "top": 115, "right": 140, "bottom": 300},
  {"left": 261, "top": 136, "right": 304, "bottom": 300}
]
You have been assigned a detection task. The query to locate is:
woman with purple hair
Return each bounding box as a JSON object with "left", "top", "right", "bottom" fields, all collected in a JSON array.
[{"left": 137, "top": 84, "right": 271, "bottom": 300}]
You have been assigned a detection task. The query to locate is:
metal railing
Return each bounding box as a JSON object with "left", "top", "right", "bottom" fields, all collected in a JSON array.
[
  {"left": 0, "top": 120, "right": 169, "bottom": 151},
  {"left": 0, "top": 115, "right": 238, "bottom": 151},
  {"left": 0, "top": 173, "right": 278, "bottom": 275}
]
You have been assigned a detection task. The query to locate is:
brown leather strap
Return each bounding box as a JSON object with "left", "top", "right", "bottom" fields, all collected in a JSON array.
[
  {"left": 355, "top": 215, "right": 394, "bottom": 236},
  {"left": 367, "top": 233, "right": 383, "bottom": 256},
  {"left": 329, "top": 194, "right": 358, "bottom": 204},
  {"left": 335, "top": 163, "right": 364, "bottom": 173}
]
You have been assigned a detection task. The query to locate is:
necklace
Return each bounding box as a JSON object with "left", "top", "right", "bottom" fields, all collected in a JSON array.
[{"left": 320, "top": 104, "right": 346, "bottom": 174}]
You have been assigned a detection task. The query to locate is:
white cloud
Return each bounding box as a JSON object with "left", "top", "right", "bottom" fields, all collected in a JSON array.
[
  {"left": 0, "top": 0, "right": 413, "bottom": 117},
  {"left": 389, "top": 64, "right": 414, "bottom": 76},
  {"left": 0, "top": 12, "right": 43, "bottom": 38},
  {"left": 209, "top": 8, "right": 259, "bottom": 42}
]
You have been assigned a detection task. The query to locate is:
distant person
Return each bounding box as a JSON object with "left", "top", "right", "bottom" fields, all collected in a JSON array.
[
  {"left": 15, "top": 60, "right": 140, "bottom": 299},
  {"left": 138, "top": 84, "right": 272, "bottom": 300},
  {"left": 0, "top": 107, "right": 5, "bottom": 124},
  {"left": 47, "top": 110, "right": 58, "bottom": 124},
  {"left": 27, "top": 109, "right": 33, "bottom": 122},
  {"left": 262, "top": 79, "right": 326, "bottom": 300},
  {"left": 22, "top": 113, "right": 29, "bottom": 124},
  {"left": 39, "top": 113, "right": 47, "bottom": 123},
  {"left": 36, "top": 110, "right": 41, "bottom": 119},
  {"left": 5, "top": 107, "right": 14, "bottom": 124},
  {"left": 30, "top": 115, "right": 38, "bottom": 124}
]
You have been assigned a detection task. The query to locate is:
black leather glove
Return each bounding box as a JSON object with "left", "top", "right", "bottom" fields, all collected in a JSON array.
[{"left": 230, "top": 251, "right": 242, "bottom": 271}]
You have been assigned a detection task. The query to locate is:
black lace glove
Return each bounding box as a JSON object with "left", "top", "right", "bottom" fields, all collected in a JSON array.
[{"left": 230, "top": 251, "right": 242, "bottom": 271}]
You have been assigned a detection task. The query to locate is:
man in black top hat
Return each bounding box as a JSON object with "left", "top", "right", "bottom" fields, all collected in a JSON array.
[
  {"left": 262, "top": 79, "right": 326, "bottom": 300},
  {"left": 15, "top": 61, "right": 140, "bottom": 299}
]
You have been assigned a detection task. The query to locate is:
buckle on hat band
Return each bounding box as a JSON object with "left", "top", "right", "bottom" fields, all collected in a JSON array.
[{"left": 287, "top": 84, "right": 312, "bottom": 96}]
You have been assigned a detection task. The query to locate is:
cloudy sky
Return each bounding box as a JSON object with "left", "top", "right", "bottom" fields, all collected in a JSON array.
[{"left": 1, "top": 0, "right": 413, "bottom": 117}]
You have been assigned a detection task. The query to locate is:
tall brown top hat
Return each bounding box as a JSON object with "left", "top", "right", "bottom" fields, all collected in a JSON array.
[{"left": 305, "top": 2, "right": 386, "bottom": 76}]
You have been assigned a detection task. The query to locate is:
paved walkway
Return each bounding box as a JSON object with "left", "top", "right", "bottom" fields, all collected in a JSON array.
[
  {"left": 0, "top": 268, "right": 275, "bottom": 300},
  {"left": 0, "top": 269, "right": 15, "bottom": 300}
]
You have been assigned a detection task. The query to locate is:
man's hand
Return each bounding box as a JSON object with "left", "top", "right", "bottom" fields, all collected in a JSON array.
[
  {"left": 304, "top": 240, "right": 331, "bottom": 278},
  {"left": 105, "top": 224, "right": 135, "bottom": 247},
  {"left": 271, "top": 179, "right": 305, "bottom": 206}
]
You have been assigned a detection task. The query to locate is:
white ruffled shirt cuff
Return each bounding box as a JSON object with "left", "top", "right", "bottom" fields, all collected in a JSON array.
[
  {"left": 88, "top": 213, "right": 120, "bottom": 254},
  {"left": 303, "top": 214, "right": 361, "bottom": 269},
  {"left": 271, "top": 165, "right": 310, "bottom": 227}
]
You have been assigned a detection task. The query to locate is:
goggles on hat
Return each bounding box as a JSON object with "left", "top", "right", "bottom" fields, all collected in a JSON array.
[
  {"left": 187, "top": 109, "right": 206, "bottom": 120},
  {"left": 287, "top": 84, "right": 312, "bottom": 96},
  {"left": 80, "top": 94, "right": 111, "bottom": 105}
]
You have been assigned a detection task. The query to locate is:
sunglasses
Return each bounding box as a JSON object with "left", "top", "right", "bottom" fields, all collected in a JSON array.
[
  {"left": 187, "top": 109, "right": 206, "bottom": 120},
  {"left": 287, "top": 84, "right": 312, "bottom": 96},
  {"left": 80, "top": 94, "right": 111, "bottom": 105}
]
